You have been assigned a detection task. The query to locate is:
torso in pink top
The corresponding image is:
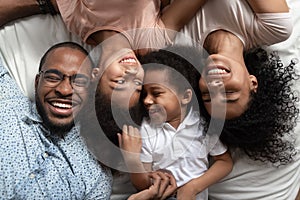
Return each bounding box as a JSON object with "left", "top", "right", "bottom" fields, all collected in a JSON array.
[{"left": 57, "top": 0, "right": 172, "bottom": 50}]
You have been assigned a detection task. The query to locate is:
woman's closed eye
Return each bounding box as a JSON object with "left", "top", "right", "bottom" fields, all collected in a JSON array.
[{"left": 134, "top": 79, "right": 143, "bottom": 86}]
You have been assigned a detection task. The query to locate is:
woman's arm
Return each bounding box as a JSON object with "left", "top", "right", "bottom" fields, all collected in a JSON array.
[
  {"left": 0, "top": 0, "right": 59, "bottom": 27},
  {"left": 176, "top": 151, "right": 233, "bottom": 199},
  {"left": 246, "top": 0, "right": 289, "bottom": 13}
]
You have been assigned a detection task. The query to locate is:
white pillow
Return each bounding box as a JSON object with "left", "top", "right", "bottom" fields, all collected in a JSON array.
[{"left": 0, "top": 14, "right": 91, "bottom": 101}]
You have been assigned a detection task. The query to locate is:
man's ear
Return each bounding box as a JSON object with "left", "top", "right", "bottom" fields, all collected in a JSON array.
[
  {"left": 35, "top": 74, "right": 40, "bottom": 90},
  {"left": 91, "top": 68, "right": 101, "bottom": 81},
  {"left": 249, "top": 75, "right": 258, "bottom": 93},
  {"left": 181, "top": 89, "right": 193, "bottom": 105}
]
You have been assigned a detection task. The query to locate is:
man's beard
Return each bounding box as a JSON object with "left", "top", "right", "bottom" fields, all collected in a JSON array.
[{"left": 35, "top": 93, "right": 74, "bottom": 137}]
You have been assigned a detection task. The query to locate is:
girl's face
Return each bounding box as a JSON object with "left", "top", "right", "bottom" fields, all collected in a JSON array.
[
  {"left": 143, "top": 70, "right": 183, "bottom": 127},
  {"left": 199, "top": 54, "right": 258, "bottom": 119},
  {"left": 97, "top": 49, "right": 144, "bottom": 109}
]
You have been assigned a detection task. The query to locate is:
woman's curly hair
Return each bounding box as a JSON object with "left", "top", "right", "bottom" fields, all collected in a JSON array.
[{"left": 200, "top": 48, "right": 299, "bottom": 164}]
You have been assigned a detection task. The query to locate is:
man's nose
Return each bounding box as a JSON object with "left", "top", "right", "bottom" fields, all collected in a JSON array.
[{"left": 55, "top": 78, "right": 73, "bottom": 95}]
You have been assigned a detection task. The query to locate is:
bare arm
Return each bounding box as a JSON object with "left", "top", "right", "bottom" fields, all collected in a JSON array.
[
  {"left": 128, "top": 171, "right": 177, "bottom": 200},
  {"left": 118, "top": 125, "right": 152, "bottom": 190},
  {"left": 0, "top": 0, "right": 59, "bottom": 27},
  {"left": 176, "top": 151, "right": 233, "bottom": 199},
  {"left": 296, "top": 187, "right": 300, "bottom": 200},
  {"left": 161, "top": 0, "right": 206, "bottom": 32},
  {"left": 246, "top": 0, "right": 289, "bottom": 13}
]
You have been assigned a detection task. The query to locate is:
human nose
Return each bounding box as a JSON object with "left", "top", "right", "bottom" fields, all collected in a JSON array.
[
  {"left": 55, "top": 77, "right": 73, "bottom": 96},
  {"left": 143, "top": 94, "right": 153, "bottom": 107},
  {"left": 205, "top": 79, "right": 226, "bottom": 98},
  {"left": 125, "top": 65, "right": 138, "bottom": 75},
  {"left": 207, "top": 79, "right": 224, "bottom": 88}
]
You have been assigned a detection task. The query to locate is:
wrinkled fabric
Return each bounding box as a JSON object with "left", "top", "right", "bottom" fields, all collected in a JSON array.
[{"left": 0, "top": 62, "right": 112, "bottom": 199}]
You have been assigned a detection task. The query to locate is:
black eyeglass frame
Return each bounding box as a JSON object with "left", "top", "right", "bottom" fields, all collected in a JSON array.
[{"left": 38, "top": 69, "right": 90, "bottom": 91}]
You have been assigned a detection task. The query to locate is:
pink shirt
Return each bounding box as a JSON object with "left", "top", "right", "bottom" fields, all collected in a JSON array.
[{"left": 57, "top": 0, "right": 172, "bottom": 49}]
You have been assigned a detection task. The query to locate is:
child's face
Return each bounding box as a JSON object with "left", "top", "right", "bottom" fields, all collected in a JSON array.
[{"left": 143, "top": 69, "right": 183, "bottom": 126}]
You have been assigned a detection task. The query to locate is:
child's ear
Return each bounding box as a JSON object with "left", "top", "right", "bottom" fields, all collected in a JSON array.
[{"left": 181, "top": 89, "right": 192, "bottom": 105}]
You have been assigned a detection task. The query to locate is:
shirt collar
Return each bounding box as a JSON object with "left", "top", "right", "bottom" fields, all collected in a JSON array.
[
  {"left": 21, "top": 103, "right": 42, "bottom": 123},
  {"left": 180, "top": 107, "right": 199, "bottom": 126},
  {"left": 162, "top": 107, "right": 200, "bottom": 131}
]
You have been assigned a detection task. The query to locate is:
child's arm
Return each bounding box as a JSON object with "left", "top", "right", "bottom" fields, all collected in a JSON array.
[
  {"left": 246, "top": 0, "right": 289, "bottom": 13},
  {"left": 176, "top": 150, "right": 233, "bottom": 200},
  {"left": 161, "top": 0, "right": 207, "bottom": 32},
  {"left": 118, "top": 125, "right": 152, "bottom": 190}
]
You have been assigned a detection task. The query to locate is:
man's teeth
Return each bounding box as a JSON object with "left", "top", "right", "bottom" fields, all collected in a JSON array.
[
  {"left": 120, "top": 58, "right": 136, "bottom": 63},
  {"left": 52, "top": 102, "right": 72, "bottom": 109},
  {"left": 208, "top": 68, "right": 228, "bottom": 75}
]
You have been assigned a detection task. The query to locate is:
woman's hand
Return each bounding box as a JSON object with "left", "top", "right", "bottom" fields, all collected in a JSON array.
[{"left": 128, "top": 170, "right": 177, "bottom": 200}]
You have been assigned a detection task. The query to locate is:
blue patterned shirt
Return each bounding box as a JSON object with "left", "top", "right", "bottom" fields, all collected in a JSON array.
[{"left": 0, "top": 63, "right": 112, "bottom": 199}]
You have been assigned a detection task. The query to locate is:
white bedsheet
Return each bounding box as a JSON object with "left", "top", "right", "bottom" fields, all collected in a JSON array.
[{"left": 0, "top": 14, "right": 91, "bottom": 101}]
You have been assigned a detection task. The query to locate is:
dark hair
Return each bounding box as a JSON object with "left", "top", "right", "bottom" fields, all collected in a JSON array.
[
  {"left": 38, "top": 41, "right": 94, "bottom": 71},
  {"left": 200, "top": 48, "right": 299, "bottom": 164},
  {"left": 139, "top": 45, "right": 202, "bottom": 110}
]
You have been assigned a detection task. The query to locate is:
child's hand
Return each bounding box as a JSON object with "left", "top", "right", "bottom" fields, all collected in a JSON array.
[
  {"left": 127, "top": 170, "right": 177, "bottom": 200},
  {"left": 118, "top": 125, "right": 142, "bottom": 164},
  {"left": 118, "top": 125, "right": 142, "bottom": 153},
  {"left": 150, "top": 170, "right": 177, "bottom": 199}
]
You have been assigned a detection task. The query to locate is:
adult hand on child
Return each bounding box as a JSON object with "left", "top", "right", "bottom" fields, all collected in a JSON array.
[{"left": 128, "top": 170, "right": 177, "bottom": 200}]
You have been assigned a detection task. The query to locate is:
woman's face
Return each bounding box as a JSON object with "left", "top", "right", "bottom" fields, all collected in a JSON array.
[
  {"left": 199, "top": 54, "right": 258, "bottom": 119},
  {"left": 97, "top": 49, "right": 144, "bottom": 109}
]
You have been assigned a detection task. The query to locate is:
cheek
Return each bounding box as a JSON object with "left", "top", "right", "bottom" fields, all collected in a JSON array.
[
  {"left": 128, "top": 91, "right": 141, "bottom": 108},
  {"left": 198, "top": 78, "right": 207, "bottom": 90},
  {"left": 36, "top": 85, "right": 50, "bottom": 101}
]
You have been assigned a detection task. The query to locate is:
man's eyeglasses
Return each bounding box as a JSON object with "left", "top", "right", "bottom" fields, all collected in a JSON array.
[{"left": 38, "top": 69, "right": 90, "bottom": 91}]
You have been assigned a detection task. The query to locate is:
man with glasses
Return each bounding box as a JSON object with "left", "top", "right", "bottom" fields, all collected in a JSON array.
[{"left": 0, "top": 42, "right": 112, "bottom": 199}]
